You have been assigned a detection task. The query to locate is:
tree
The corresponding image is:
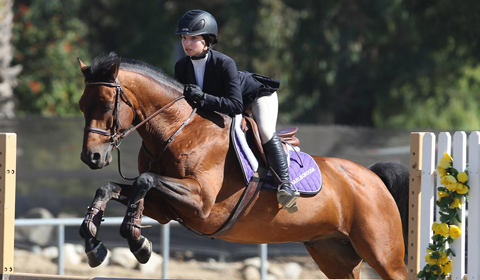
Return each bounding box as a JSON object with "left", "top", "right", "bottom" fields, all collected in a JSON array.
[
  {"left": 11, "top": 0, "right": 89, "bottom": 116},
  {"left": 10, "top": 0, "right": 480, "bottom": 130},
  {"left": 0, "top": 0, "right": 21, "bottom": 118}
]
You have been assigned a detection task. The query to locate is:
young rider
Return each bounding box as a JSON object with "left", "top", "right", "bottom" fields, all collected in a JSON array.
[{"left": 174, "top": 10, "right": 299, "bottom": 213}]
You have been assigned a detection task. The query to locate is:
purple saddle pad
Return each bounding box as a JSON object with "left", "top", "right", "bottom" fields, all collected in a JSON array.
[
  {"left": 262, "top": 150, "right": 322, "bottom": 195},
  {"left": 233, "top": 126, "right": 322, "bottom": 195}
]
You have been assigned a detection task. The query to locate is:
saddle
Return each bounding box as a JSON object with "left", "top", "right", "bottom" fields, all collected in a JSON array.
[
  {"left": 194, "top": 116, "right": 300, "bottom": 239},
  {"left": 240, "top": 116, "right": 300, "bottom": 167},
  {"left": 185, "top": 116, "right": 320, "bottom": 239}
]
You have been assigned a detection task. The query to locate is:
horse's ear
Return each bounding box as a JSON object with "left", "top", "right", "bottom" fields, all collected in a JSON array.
[
  {"left": 78, "top": 58, "right": 88, "bottom": 73},
  {"left": 110, "top": 57, "right": 121, "bottom": 79}
]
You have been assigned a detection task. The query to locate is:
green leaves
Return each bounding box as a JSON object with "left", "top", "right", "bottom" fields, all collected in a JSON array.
[{"left": 10, "top": 0, "right": 480, "bottom": 126}]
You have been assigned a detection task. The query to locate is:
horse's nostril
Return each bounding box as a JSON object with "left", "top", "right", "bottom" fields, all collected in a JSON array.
[{"left": 92, "top": 153, "right": 101, "bottom": 161}]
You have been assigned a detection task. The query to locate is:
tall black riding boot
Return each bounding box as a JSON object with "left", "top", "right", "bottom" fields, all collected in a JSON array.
[{"left": 263, "top": 132, "right": 300, "bottom": 213}]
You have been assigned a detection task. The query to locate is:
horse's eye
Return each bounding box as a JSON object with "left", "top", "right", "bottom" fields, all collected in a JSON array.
[{"left": 103, "top": 104, "right": 114, "bottom": 112}]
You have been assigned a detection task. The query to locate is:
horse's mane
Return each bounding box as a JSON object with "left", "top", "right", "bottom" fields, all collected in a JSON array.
[{"left": 90, "top": 52, "right": 182, "bottom": 91}]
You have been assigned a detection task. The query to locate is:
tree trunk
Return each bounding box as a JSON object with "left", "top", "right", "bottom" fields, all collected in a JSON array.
[{"left": 0, "top": 0, "right": 22, "bottom": 118}]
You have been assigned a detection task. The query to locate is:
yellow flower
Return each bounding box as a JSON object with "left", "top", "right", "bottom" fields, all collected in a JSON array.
[
  {"left": 456, "top": 184, "right": 469, "bottom": 195},
  {"left": 457, "top": 172, "right": 468, "bottom": 183},
  {"left": 444, "top": 261, "right": 452, "bottom": 274},
  {"left": 444, "top": 184, "right": 457, "bottom": 192},
  {"left": 449, "top": 224, "right": 461, "bottom": 239},
  {"left": 444, "top": 152, "right": 453, "bottom": 161},
  {"left": 437, "top": 166, "right": 447, "bottom": 177},
  {"left": 438, "top": 191, "right": 449, "bottom": 200},
  {"left": 425, "top": 253, "right": 436, "bottom": 265},
  {"left": 439, "top": 265, "right": 446, "bottom": 275},
  {"left": 445, "top": 175, "right": 457, "bottom": 184},
  {"left": 432, "top": 221, "right": 440, "bottom": 232},
  {"left": 434, "top": 223, "right": 450, "bottom": 237},
  {"left": 438, "top": 251, "right": 450, "bottom": 265},
  {"left": 450, "top": 197, "right": 463, "bottom": 209},
  {"left": 441, "top": 175, "right": 457, "bottom": 191},
  {"left": 439, "top": 157, "right": 451, "bottom": 169}
]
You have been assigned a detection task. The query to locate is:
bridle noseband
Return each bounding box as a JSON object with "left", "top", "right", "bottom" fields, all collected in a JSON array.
[
  {"left": 84, "top": 80, "right": 136, "bottom": 147},
  {"left": 83, "top": 79, "right": 194, "bottom": 180}
]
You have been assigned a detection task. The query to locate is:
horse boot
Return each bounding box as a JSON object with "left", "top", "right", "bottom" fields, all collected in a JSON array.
[
  {"left": 79, "top": 200, "right": 108, "bottom": 267},
  {"left": 119, "top": 198, "right": 152, "bottom": 264},
  {"left": 263, "top": 132, "right": 300, "bottom": 214}
]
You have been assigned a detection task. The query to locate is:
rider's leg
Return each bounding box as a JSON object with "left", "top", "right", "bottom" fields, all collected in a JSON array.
[{"left": 251, "top": 93, "right": 299, "bottom": 213}]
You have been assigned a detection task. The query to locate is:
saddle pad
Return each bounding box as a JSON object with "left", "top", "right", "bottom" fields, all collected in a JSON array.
[
  {"left": 232, "top": 114, "right": 322, "bottom": 195},
  {"left": 262, "top": 150, "right": 323, "bottom": 195},
  {"left": 233, "top": 114, "right": 258, "bottom": 183}
]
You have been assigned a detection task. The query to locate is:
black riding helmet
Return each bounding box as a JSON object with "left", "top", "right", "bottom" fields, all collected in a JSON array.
[{"left": 175, "top": 10, "right": 219, "bottom": 46}]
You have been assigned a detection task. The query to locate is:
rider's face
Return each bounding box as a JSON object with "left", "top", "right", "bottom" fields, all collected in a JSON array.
[{"left": 181, "top": 35, "right": 207, "bottom": 57}]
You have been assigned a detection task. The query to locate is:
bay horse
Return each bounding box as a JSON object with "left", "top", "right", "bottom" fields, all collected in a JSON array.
[{"left": 77, "top": 53, "right": 408, "bottom": 279}]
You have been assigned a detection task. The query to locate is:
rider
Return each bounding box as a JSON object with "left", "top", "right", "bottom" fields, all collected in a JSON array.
[{"left": 174, "top": 10, "right": 299, "bottom": 213}]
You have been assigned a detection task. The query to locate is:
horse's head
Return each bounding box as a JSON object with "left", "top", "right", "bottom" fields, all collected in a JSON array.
[{"left": 78, "top": 55, "right": 135, "bottom": 169}]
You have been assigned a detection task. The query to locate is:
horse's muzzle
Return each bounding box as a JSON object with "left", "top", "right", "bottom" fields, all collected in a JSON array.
[{"left": 81, "top": 149, "right": 112, "bottom": 170}]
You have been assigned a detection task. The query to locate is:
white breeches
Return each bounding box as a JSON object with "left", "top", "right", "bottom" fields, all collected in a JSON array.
[{"left": 250, "top": 92, "right": 278, "bottom": 144}]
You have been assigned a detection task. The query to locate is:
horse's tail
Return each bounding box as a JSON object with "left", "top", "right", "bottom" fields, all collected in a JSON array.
[{"left": 368, "top": 161, "right": 409, "bottom": 263}]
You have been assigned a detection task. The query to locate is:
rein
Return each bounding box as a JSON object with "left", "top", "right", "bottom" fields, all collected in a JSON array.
[{"left": 84, "top": 79, "right": 195, "bottom": 180}]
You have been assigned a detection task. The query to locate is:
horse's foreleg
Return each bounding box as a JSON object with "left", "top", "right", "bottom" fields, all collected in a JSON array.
[
  {"left": 79, "top": 181, "right": 127, "bottom": 267},
  {"left": 119, "top": 172, "right": 209, "bottom": 264},
  {"left": 119, "top": 174, "right": 154, "bottom": 264}
]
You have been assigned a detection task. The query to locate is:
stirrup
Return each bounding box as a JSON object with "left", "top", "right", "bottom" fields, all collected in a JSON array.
[{"left": 277, "top": 185, "right": 300, "bottom": 214}]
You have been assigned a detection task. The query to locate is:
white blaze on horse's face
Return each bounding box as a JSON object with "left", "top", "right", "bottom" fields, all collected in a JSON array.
[{"left": 79, "top": 85, "right": 116, "bottom": 170}]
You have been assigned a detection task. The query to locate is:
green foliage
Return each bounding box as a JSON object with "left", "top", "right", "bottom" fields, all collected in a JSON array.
[
  {"left": 9, "top": 0, "right": 480, "bottom": 129},
  {"left": 12, "top": 0, "right": 89, "bottom": 116},
  {"left": 374, "top": 66, "right": 480, "bottom": 129}
]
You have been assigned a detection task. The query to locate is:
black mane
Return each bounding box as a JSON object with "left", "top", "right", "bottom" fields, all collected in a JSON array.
[{"left": 89, "top": 52, "right": 182, "bottom": 90}]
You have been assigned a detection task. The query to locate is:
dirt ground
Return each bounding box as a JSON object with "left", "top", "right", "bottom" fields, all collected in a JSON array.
[{"left": 13, "top": 249, "right": 383, "bottom": 279}]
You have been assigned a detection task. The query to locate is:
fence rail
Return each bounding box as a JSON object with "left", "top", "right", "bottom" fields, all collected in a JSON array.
[{"left": 15, "top": 217, "right": 269, "bottom": 279}]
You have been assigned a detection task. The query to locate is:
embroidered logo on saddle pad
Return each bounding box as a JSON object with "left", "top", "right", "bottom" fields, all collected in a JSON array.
[{"left": 263, "top": 150, "right": 322, "bottom": 195}]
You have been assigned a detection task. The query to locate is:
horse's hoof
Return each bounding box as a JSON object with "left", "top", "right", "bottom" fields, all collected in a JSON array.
[
  {"left": 86, "top": 240, "right": 108, "bottom": 267},
  {"left": 128, "top": 236, "right": 152, "bottom": 264}
]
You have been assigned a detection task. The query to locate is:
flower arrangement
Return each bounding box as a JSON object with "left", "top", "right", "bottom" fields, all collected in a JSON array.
[{"left": 417, "top": 152, "right": 469, "bottom": 279}]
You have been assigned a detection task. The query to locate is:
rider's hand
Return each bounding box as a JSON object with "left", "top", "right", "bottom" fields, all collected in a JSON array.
[{"left": 183, "top": 84, "right": 206, "bottom": 104}]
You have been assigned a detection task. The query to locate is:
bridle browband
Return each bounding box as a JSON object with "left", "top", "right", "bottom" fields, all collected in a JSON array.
[{"left": 83, "top": 79, "right": 196, "bottom": 180}]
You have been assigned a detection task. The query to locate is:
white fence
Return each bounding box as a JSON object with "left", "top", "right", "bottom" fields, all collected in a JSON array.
[{"left": 408, "top": 132, "right": 480, "bottom": 280}]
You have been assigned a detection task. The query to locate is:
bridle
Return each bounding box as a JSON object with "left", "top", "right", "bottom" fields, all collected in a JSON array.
[
  {"left": 83, "top": 79, "right": 195, "bottom": 180},
  {"left": 84, "top": 80, "right": 135, "bottom": 147}
]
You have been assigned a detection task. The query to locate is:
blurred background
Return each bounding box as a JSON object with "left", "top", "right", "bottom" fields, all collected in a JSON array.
[
  {"left": 0, "top": 0, "right": 478, "bottom": 277},
  {"left": 5, "top": 0, "right": 480, "bottom": 128}
]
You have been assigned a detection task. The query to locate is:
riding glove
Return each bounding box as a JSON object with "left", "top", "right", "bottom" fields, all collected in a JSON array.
[{"left": 183, "top": 84, "right": 206, "bottom": 104}]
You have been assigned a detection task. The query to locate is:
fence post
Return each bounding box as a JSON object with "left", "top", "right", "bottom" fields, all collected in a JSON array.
[
  {"left": 419, "top": 133, "right": 435, "bottom": 270},
  {"left": 161, "top": 223, "right": 170, "bottom": 279},
  {"left": 57, "top": 224, "right": 65, "bottom": 275},
  {"left": 408, "top": 132, "right": 424, "bottom": 280},
  {"left": 468, "top": 132, "right": 480, "bottom": 280},
  {"left": 452, "top": 132, "right": 466, "bottom": 280},
  {"left": 0, "top": 133, "right": 17, "bottom": 277},
  {"left": 437, "top": 133, "right": 452, "bottom": 221}
]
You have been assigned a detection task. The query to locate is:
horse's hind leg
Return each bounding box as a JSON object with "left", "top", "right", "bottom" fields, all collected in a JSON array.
[
  {"left": 304, "top": 238, "right": 362, "bottom": 279},
  {"left": 119, "top": 174, "right": 153, "bottom": 264},
  {"left": 349, "top": 222, "right": 407, "bottom": 280},
  {"left": 79, "top": 181, "right": 128, "bottom": 267}
]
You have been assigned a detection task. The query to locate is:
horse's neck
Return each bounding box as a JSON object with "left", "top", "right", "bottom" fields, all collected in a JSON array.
[{"left": 120, "top": 72, "right": 193, "bottom": 149}]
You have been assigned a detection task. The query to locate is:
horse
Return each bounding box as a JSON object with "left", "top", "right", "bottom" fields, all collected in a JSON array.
[{"left": 77, "top": 53, "right": 409, "bottom": 279}]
